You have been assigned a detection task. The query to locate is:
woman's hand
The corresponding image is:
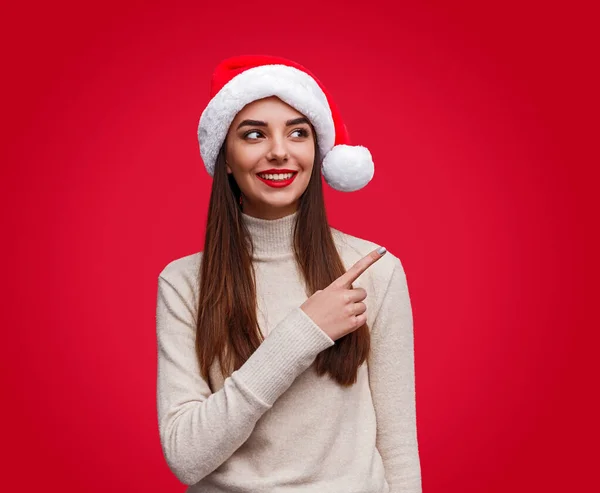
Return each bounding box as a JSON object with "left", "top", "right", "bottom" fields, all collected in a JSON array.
[{"left": 300, "top": 247, "right": 387, "bottom": 341}]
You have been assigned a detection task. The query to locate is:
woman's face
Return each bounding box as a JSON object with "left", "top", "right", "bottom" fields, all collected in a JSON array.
[{"left": 225, "top": 96, "right": 315, "bottom": 220}]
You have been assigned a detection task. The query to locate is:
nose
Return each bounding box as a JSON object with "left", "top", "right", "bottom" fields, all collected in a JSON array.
[{"left": 266, "top": 134, "right": 289, "bottom": 162}]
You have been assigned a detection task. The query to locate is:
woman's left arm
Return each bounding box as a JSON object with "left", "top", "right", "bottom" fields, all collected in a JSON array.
[{"left": 368, "top": 256, "right": 423, "bottom": 493}]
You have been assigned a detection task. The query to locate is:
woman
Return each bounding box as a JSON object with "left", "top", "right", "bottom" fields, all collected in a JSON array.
[{"left": 156, "top": 55, "right": 422, "bottom": 492}]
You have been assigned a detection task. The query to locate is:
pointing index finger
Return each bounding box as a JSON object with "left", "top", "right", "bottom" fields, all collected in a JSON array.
[{"left": 335, "top": 246, "right": 387, "bottom": 288}]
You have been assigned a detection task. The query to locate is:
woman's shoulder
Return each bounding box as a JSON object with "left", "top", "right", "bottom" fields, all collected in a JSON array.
[
  {"left": 330, "top": 226, "right": 403, "bottom": 289},
  {"left": 157, "top": 251, "right": 203, "bottom": 291}
]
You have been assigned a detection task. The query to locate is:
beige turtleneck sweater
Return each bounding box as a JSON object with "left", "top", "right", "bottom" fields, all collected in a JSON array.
[{"left": 155, "top": 209, "right": 422, "bottom": 492}]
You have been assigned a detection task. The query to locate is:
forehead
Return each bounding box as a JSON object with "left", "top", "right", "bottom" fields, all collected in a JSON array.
[{"left": 232, "top": 96, "right": 306, "bottom": 123}]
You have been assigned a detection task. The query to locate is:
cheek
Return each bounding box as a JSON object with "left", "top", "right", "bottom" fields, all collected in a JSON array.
[
  {"left": 228, "top": 144, "right": 259, "bottom": 173},
  {"left": 301, "top": 150, "right": 315, "bottom": 171},
  {"left": 294, "top": 142, "right": 315, "bottom": 167}
]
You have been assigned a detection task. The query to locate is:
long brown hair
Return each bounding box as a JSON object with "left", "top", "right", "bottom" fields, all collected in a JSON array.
[{"left": 195, "top": 130, "right": 371, "bottom": 387}]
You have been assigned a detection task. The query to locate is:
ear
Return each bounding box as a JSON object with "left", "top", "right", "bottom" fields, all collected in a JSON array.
[{"left": 226, "top": 162, "right": 232, "bottom": 174}]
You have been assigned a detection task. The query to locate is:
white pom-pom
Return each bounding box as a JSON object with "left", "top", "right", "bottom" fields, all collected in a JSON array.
[{"left": 321, "top": 145, "right": 375, "bottom": 192}]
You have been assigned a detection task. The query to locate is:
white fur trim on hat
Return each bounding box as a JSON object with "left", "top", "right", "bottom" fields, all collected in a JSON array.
[
  {"left": 322, "top": 145, "right": 374, "bottom": 192},
  {"left": 198, "top": 64, "right": 335, "bottom": 176}
]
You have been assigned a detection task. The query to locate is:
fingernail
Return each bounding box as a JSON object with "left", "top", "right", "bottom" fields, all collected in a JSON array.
[{"left": 377, "top": 246, "right": 387, "bottom": 255}]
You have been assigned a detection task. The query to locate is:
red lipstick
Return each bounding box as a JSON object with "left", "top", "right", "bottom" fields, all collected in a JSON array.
[{"left": 256, "top": 170, "right": 298, "bottom": 188}]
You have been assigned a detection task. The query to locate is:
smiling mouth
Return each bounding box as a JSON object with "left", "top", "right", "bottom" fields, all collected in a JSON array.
[{"left": 256, "top": 171, "right": 298, "bottom": 181}]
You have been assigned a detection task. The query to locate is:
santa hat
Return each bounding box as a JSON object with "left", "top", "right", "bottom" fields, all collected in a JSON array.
[{"left": 197, "top": 55, "right": 374, "bottom": 192}]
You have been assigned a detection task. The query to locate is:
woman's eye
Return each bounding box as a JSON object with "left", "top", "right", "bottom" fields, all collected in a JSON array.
[
  {"left": 245, "top": 130, "right": 263, "bottom": 140},
  {"left": 291, "top": 128, "right": 309, "bottom": 138}
]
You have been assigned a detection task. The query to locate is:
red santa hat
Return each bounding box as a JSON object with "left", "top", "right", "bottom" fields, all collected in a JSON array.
[{"left": 197, "top": 55, "right": 374, "bottom": 192}]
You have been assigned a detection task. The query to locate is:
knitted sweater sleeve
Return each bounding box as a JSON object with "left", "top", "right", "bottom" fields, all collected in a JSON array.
[
  {"left": 368, "top": 256, "right": 423, "bottom": 493},
  {"left": 156, "top": 273, "right": 335, "bottom": 486}
]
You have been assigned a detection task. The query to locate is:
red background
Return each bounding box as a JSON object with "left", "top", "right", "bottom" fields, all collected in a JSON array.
[{"left": 1, "top": 1, "right": 597, "bottom": 491}]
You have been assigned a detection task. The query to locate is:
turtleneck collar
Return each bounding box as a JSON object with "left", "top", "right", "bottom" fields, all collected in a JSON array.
[{"left": 241, "top": 209, "right": 298, "bottom": 260}]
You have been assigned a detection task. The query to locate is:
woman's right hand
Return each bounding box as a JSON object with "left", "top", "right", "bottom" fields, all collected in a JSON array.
[{"left": 300, "top": 247, "right": 387, "bottom": 341}]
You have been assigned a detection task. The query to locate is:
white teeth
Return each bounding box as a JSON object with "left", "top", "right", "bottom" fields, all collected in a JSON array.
[{"left": 258, "top": 172, "right": 294, "bottom": 181}]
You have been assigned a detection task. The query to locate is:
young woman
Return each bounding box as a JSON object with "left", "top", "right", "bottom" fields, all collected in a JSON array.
[{"left": 156, "top": 55, "right": 422, "bottom": 492}]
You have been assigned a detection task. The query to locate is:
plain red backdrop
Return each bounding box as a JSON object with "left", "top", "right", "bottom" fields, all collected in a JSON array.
[{"left": 1, "top": 0, "right": 598, "bottom": 491}]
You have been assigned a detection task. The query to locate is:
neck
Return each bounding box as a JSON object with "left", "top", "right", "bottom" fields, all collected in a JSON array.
[
  {"left": 240, "top": 199, "right": 299, "bottom": 220},
  {"left": 241, "top": 209, "right": 298, "bottom": 259}
]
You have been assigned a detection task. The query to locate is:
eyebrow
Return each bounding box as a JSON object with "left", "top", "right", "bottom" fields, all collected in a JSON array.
[{"left": 236, "top": 117, "right": 310, "bottom": 130}]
